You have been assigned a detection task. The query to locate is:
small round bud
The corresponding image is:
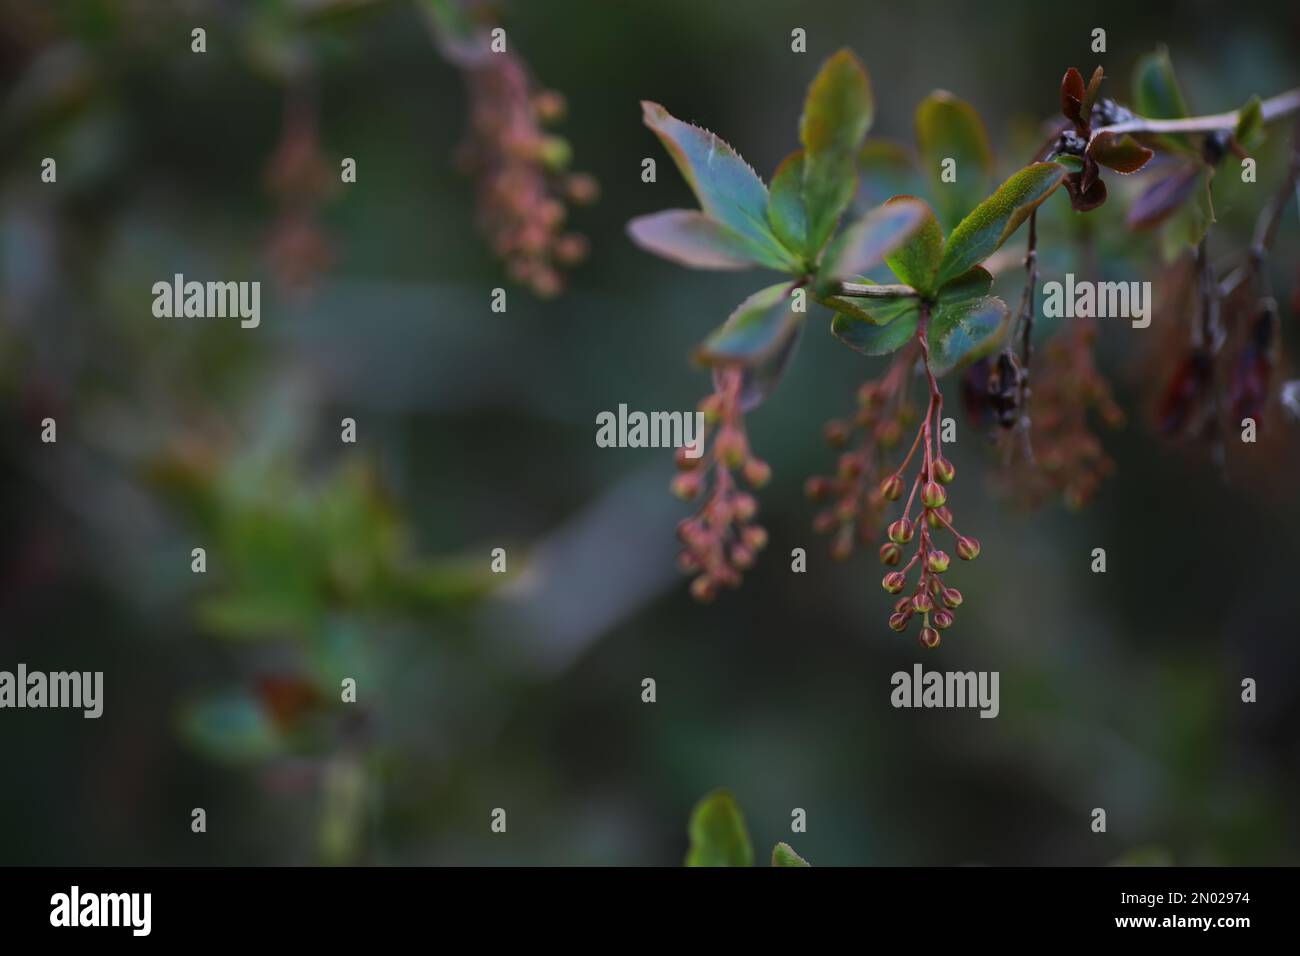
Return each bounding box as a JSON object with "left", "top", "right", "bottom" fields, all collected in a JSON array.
[
  {"left": 894, "top": 596, "right": 914, "bottom": 614},
  {"left": 933, "top": 456, "right": 956, "bottom": 484},
  {"left": 875, "top": 420, "right": 903, "bottom": 448},
  {"left": 730, "top": 544, "right": 755, "bottom": 570},
  {"left": 674, "top": 446, "right": 702, "bottom": 470},
  {"left": 880, "top": 474, "right": 904, "bottom": 501},
  {"left": 857, "top": 382, "right": 881, "bottom": 408},
  {"left": 926, "top": 550, "right": 950, "bottom": 574},
  {"left": 888, "top": 612, "right": 910, "bottom": 632},
  {"left": 933, "top": 609, "right": 954, "bottom": 630},
  {"left": 926, "top": 505, "right": 953, "bottom": 530},
  {"left": 732, "top": 493, "right": 758, "bottom": 522},
  {"left": 532, "top": 90, "right": 567, "bottom": 123},
  {"left": 831, "top": 529, "right": 854, "bottom": 562},
  {"left": 689, "top": 576, "right": 717, "bottom": 603},
  {"left": 921, "top": 480, "right": 947, "bottom": 509},
  {"left": 879, "top": 542, "right": 902, "bottom": 566},
  {"left": 887, "top": 518, "right": 914, "bottom": 544},
  {"left": 565, "top": 173, "right": 600, "bottom": 205},
  {"left": 742, "top": 526, "right": 768, "bottom": 552},
  {"left": 804, "top": 476, "right": 830, "bottom": 501},
  {"left": 956, "top": 536, "right": 981, "bottom": 561},
  {"left": 742, "top": 457, "right": 771, "bottom": 488},
  {"left": 715, "top": 427, "right": 746, "bottom": 469},
  {"left": 671, "top": 472, "right": 703, "bottom": 501},
  {"left": 837, "top": 453, "right": 863, "bottom": 479},
  {"left": 698, "top": 394, "right": 724, "bottom": 423},
  {"left": 912, "top": 591, "right": 934, "bottom": 614},
  {"left": 918, "top": 626, "right": 941, "bottom": 649},
  {"left": 823, "top": 420, "right": 851, "bottom": 447},
  {"left": 882, "top": 572, "right": 907, "bottom": 594},
  {"left": 941, "top": 586, "right": 963, "bottom": 609},
  {"left": 812, "top": 511, "right": 836, "bottom": 534}
]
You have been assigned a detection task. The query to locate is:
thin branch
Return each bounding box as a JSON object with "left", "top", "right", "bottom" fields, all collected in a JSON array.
[
  {"left": 834, "top": 282, "right": 918, "bottom": 299},
  {"left": 1092, "top": 87, "right": 1300, "bottom": 140}
]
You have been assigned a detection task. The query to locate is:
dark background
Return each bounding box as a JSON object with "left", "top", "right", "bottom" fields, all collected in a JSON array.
[{"left": 1, "top": 0, "right": 1298, "bottom": 865}]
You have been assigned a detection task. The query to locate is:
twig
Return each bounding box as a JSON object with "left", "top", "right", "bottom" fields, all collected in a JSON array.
[
  {"left": 834, "top": 282, "right": 919, "bottom": 299},
  {"left": 1092, "top": 87, "right": 1300, "bottom": 140}
]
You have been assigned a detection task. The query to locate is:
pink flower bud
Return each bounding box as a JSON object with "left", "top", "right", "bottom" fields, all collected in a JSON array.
[
  {"left": 887, "top": 518, "right": 914, "bottom": 544},
  {"left": 879, "top": 542, "right": 902, "bottom": 566},
  {"left": 918, "top": 626, "right": 941, "bottom": 649},
  {"left": 921, "top": 480, "right": 946, "bottom": 509},
  {"left": 880, "top": 474, "right": 904, "bottom": 500},
  {"left": 882, "top": 572, "right": 907, "bottom": 594},
  {"left": 933, "top": 456, "right": 956, "bottom": 484},
  {"left": 926, "top": 550, "right": 950, "bottom": 574},
  {"left": 956, "top": 536, "right": 981, "bottom": 561}
]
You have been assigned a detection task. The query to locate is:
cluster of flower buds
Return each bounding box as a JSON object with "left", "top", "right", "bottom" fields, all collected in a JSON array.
[
  {"left": 1004, "top": 319, "right": 1123, "bottom": 509},
  {"left": 264, "top": 91, "right": 336, "bottom": 293},
  {"left": 672, "top": 367, "right": 771, "bottom": 602},
  {"left": 453, "top": 43, "right": 598, "bottom": 297},
  {"left": 877, "top": 328, "right": 979, "bottom": 648},
  {"left": 806, "top": 351, "right": 916, "bottom": 561}
]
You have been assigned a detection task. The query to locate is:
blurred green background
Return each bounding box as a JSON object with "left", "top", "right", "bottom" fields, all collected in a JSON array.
[{"left": 1, "top": 0, "right": 1298, "bottom": 865}]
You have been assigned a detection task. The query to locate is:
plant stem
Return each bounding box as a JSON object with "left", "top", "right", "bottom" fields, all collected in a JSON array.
[
  {"left": 834, "top": 282, "right": 918, "bottom": 299},
  {"left": 1092, "top": 87, "right": 1300, "bottom": 139}
]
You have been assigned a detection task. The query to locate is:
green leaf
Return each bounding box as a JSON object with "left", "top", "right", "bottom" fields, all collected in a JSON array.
[
  {"left": 772, "top": 842, "right": 811, "bottom": 867},
  {"left": 857, "top": 139, "right": 922, "bottom": 207},
  {"left": 1132, "top": 46, "right": 1193, "bottom": 153},
  {"left": 685, "top": 790, "right": 754, "bottom": 867},
  {"left": 915, "top": 90, "right": 993, "bottom": 229},
  {"left": 1159, "top": 166, "right": 1215, "bottom": 261},
  {"left": 937, "top": 264, "right": 993, "bottom": 304},
  {"left": 928, "top": 295, "right": 1010, "bottom": 374},
  {"left": 883, "top": 196, "right": 943, "bottom": 295},
  {"left": 800, "top": 49, "right": 874, "bottom": 254},
  {"left": 936, "top": 163, "right": 1065, "bottom": 287},
  {"left": 627, "top": 210, "right": 767, "bottom": 270},
  {"left": 832, "top": 300, "right": 919, "bottom": 356},
  {"left": 641, "top": 101, "right": 799, "bottom": 271},
  {"left": 816, "top": 198, "right": 928, "bottom": 292},
  {"left": 1234, "top": 95, "right": 1265, "bottom": 153},
  {"left": 181, "top": 693, "right": 282, "bottom": 764},
  {"left": 767, "top": 150, "right": 808, "bottom": 256},
  {"left": 696, "top": 282, "right": 801, "bottom": 366},
  {"left": 817, "top": 285, "right": 917, "bottom": 326}
]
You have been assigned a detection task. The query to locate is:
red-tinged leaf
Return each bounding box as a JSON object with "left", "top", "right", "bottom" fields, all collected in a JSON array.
[
  {"left": 1088, "top": 131, "right": 1154, "bottom": 174},
  {"left": 1061, "top": 67, "right": 1085, "bottom": 126},
  {"left": 800, "top": 49, "right": 875, "bottom": 255},
  {"left": 1157, "top": 350, "right": 1213, "bottom": 436},
  {"left": 816, "top": 197, "right": 929, "bottom": 291},
  {"left": 1080, "top": 156, "right": 1102, "bottom": 196},
  {"left": 640, "top": 101, "right": 799, "bottom": 271},
  {"left": 1081, "top": 65, "right": 1105, "bottom": 117},
  {"left": 1065, "top": 171, "right": 1108, "bottom": 212},
  {"left": 627, "top": 210, "right": 766, "bottom": 270},
  {"left": 1126, "top": 164, "right": 1199, "bottom": 231},
  {"left": 1230, "top": 302, "right": 1276, "bottom": 423}
]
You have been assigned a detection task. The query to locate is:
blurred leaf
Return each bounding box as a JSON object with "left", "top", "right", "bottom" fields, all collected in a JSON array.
[
  {"left": 319, "top": 756, "right": 367, "bottom": 866},
  {"left": 1234, "top": 95, "right": 1265, "bottom": 153},
  {"left": 1132, "top": 46, "right": 1193, "bottom": 153},
  {"left": 916, "top": 91, "right": 993, "bottom": 230},
  {"left": 1110, "top": 846, "right": 1175, "bottom": 867},
  {"left": 726, "top": 320, "right": 805, "bottom": 413},
  {"left": 640, "top": 101, "right": 799, "bottom": 271},
  {"left": 928, "top": 294, "right": 1010, "bottom": 375},
  {"left": 1088, "top": 131, "right": 1154, "bottom": 174},
  {"left": 857, "top": 138, "right": 921, "bottom": 206},
  {"left": 1159, "top": 168, "right": 1215, "bottom": 260},
  {"left": 883, "top": 196, "right": 943, "bottom": 295},
  {"left": 767, "top": 150, "right": 808, "bottom": 257},
  {"left": 1081, "top": 65, "right": 1106, "bottom": 117},
  {"left": 800, "top": 49, "right": 874, "bottom": 255},
  {"left": 772, "top": 842, "right": 811, "bottom": 867},
  {"left": 816, "top": 198, "right": 928, "bottom": 292},
  {"left": 627, "top": 210, "right": 766, "bottom": 270},
  {"left": 696, "top": 283, "right": 800, "bottom": 366},
  {"left": 181, "top": 693, "right": 282, "bottom": 764},
  {"left": 1126, "top": 163, "right": 1200, "bottom": 231},
  {"left": 936, "top": 163, "right": 1065, "bottom": 287},
  {"left": 685, "top": 790, "right": 754, "bottom": 867}
]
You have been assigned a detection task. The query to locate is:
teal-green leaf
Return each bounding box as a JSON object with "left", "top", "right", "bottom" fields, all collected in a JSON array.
[
  {"left": 772, "top": 842, "right": 811, "bottom": 867},
  {"left": 696, "top": 282, "right": 801, "bottom": 366},
  {"left": 641, "top": 101, "right": 799, "bottom": 271},
  {"left": 915, "top": 90, "right": 993, "bottom": 230},
  {"left": 816, "top": 197, "right": 928, "bottom": 292},
  {"left": 817, "top": 285, "right": 918, "bottom": 326},
  {"left": 883, "top": 196, "right": 943, "bottom": 295},
  {"left": 767, "top": 150, "right": 809, "bottom": 257},
  {"left": 936, "top": 163, "right": 1065, "bottom": 287},
  {"left": 832, "top": 301, "right": 919, "bottom": 356},
  {"left": 928, "top": 294, "right": 1010, "bottom": 374},
  {"left": 627, "top": 209, "right": 766, "bottom": 270},
  {"left": 800, "top": 49, "right": 874, "bottom": 255},
  {"left": 685, "top": 790, "right": 754, "bottom": 867},
  {"left": 937, "top": 264, "right": 993, "bottom": 305}
]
